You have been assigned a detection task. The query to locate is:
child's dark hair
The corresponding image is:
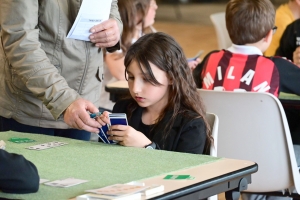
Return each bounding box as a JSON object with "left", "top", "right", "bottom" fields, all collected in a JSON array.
[
  {"left": 124, "top": 32, "right": 213, "bottom": 151},
  {"left": 226, "top": 0, "right": 275, "bottom": 45}
]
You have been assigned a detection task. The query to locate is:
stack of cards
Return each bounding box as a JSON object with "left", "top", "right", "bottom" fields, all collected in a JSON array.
[
  {"left": 86, "top": 184, "right": 148, "bottom": 196},
  {"left": 98, "top": 113, "right": 128, "bottom": 144},
  {"left": 77, "top": 182, "right": 164, "bottom": 200},
  {"left": 76, "top": 193, "right": 141, "bottom": 200},
  {"left": 27, "top": 141, "right": 68, "bottom": 151}
]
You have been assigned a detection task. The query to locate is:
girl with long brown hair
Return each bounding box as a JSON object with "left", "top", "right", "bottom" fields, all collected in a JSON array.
[
  {"left": 98, "top": 32, "right": 212, "bottom": 154},
  {"left": 99, "top": 0, "right": 157, "bottom": 112}
]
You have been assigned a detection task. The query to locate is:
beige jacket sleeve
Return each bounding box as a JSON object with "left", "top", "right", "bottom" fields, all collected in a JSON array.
[
  {"left": 0, "top": 0, "right": 80, "bottom": 119},
  {"left": 0, "top": 0, "right": 122, "bottom": 120}
]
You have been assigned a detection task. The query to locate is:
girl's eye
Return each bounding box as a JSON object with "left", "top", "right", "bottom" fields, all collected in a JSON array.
[
  {"left": 143, "top": 76, "right": 152, "bottom": 82},
  {"left": 128, "top": 76, "right": 134, "bottom": 80}
]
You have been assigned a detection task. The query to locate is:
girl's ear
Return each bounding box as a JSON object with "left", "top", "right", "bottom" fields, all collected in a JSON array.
[{"left": 168, "top": 77, "right": 173, "bottom": 85}]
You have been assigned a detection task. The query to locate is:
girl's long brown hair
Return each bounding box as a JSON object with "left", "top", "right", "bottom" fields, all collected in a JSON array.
[{"left": 124, "top": 32, "right": 213, "bottom": 151}]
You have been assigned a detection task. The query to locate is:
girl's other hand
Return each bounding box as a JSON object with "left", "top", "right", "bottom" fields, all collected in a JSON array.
[{"left": 95, "top": 111, "right": 110, "bottom": 127}]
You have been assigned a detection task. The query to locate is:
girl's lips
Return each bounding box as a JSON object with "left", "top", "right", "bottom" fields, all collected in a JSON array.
[{"left": 135, "top": 96, "right": 145, "bottom": 102}]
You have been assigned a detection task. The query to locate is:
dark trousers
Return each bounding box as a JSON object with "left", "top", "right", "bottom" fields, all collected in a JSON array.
[{"left": 0, "top": 116, "right": 91, "bottom": 141}]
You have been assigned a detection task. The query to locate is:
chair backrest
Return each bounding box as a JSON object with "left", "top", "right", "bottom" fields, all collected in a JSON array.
[
  {"left": 205, "top": 112, "right": 218, "bottom": 157},
  {"left": 198, "top": 89, "right": 300, "bottom": 193},
  {"left": 210, "top": 12, "right": 232, "bottom": 50}
]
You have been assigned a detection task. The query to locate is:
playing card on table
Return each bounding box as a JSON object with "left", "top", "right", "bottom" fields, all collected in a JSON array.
[
  {"left": 40, "top": 179, "right": 50, "bottom": 184},
  {"left": 44, "top": 178, "right": 88, "bottom": 187},
  {"left": 9, "top": 137, "right": 36, "bottom": 143},
  {"left": 27, "top": 141, "right": 67, "bottom": 150}
]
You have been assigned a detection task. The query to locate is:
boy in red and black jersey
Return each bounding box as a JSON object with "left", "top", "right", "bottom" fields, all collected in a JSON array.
[
  {"left": 193, "top": 0, "right": 300, "bottom": 97},
  {"left": 194, "top": 0, "right": 300, "bottom": 199}
]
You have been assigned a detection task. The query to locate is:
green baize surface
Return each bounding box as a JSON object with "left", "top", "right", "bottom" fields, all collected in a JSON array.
[{"left": 0, "top": 131, "right": 221, "bottom": 200}]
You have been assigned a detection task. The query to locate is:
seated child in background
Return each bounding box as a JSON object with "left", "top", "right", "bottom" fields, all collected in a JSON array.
[
  {"left": 264, "top": 0, "right": 300, "bottom": 57},
  {"left": 99, "top": 0, "right": 200, "bottom": 112},
  {"left": 273, "top": 19, "right": 300, "bottom": 145},
  {"left": 0, "top": 149, "right": 39, "bottom": 193},
  {"left": 193, "top": 0, "right": 300, "bottom": 199},
  {"left": 97, "top": 32, "right": 212, "bottom": 154},
  {"left": 193, "top": 0, "right": 300, "bottom": 97},
  {"left": 276, "top": 18, "right": 300, "bottom": 66}
]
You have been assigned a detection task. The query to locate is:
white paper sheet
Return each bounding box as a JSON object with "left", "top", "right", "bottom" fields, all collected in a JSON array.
[{"left": 67, "top": 0, "right": 112, "bottom": 41}]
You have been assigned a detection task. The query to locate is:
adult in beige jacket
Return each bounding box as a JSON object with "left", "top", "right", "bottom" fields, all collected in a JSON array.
[{"left": 0, "top": 0, "right": 123, "bottom": 140}]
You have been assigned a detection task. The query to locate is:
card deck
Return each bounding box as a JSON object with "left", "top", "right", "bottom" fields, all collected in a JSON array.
[
  {"left": 98, "top": 113, "right": 128, "bottom": 144},
  {"left": 27, "top": 141, "right": 67, "bottom": 150},
  {"left": 86, "top": 184, "right": 148, "bottom": 196}
]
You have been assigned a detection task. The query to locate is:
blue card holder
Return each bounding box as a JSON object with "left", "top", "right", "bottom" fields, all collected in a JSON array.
[
  {"left": 98, "top": 126, "right": 110, "bottom": 144},
  {"left": 98, "top": 113, "right": 128, "bottom": 144},
  {"left": 110, "top": 118, "right": 128, "bottom": 126},
  {"left": 99, "top": 124, "right": 113, "bottom": 144}
]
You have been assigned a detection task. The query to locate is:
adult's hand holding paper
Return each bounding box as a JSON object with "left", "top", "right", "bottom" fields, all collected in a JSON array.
[{"left": 67, "top": 0, "right": 112, "bottom": 41}]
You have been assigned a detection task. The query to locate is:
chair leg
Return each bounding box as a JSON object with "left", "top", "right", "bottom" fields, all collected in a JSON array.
[{"left": 225, "top": 190, "right": 241, "bottom": 200}]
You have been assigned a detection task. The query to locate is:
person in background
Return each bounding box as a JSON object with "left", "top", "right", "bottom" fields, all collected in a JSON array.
[
  {"left": 193, "top": 0, "right": 300, "bottom": 97},
  {"left": 99, "top": 0, "right": 200, "bottom": 113},
  {"left": 97, "top": 32, "right": 212, "bottom": 154},
  {"left": 264, "top": 0, "right": 300, "bottom": 57},
  {"left": 276, "top": 18, "right": 300, "bottom": 66},
  {"left": 0, "top": 149, "right": 39, "bottom": 194},
  {"left": 99, "top": 0, "right": 157, "bottom": 112},
  {"left": 274, "top": 18, "right": 300, "bottom": 147},
  {"left": 138, "top": 0, "right": 201, "bottom": 70},
  {"left": 0, "top": 1, "right": 122, "bottom": 140},
  {"left": 193, "top": 0, "right": 300, "bottom": 198}
]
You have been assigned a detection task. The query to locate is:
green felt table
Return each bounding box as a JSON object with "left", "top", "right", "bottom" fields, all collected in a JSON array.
[
  {"left": 279, "top": 92, "right": 300, "bottom": 101},
  {"left": 0, "top": 131, "right": 221, "bottom": 200}
]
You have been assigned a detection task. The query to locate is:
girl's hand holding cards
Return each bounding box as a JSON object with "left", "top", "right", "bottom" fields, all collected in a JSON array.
[
  {"left": 94, "top": 111, "right": 110, "bottom": 126},
  {"left": 108, "top": 125, "right": 151, "bottom": 148},
  {"left": 94, "top": 112, "right": 149, "bottom": 146}
]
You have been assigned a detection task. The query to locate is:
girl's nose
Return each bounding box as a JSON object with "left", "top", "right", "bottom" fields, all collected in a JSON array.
[{"left": 132, "top": 80, "right": 142, "bottom": 94}]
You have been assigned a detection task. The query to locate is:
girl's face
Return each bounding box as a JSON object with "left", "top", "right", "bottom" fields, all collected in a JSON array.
[
  {"left": 144, "top": 0, "right": 158, "bottom": 28},
  {"left": 127, "top": 59, "right": 170, "bottom": 111}
]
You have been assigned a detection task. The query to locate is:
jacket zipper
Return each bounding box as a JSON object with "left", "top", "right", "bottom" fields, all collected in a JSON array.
[{"left": 78, "top": 42, "right": 89, "bottom": 94}]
